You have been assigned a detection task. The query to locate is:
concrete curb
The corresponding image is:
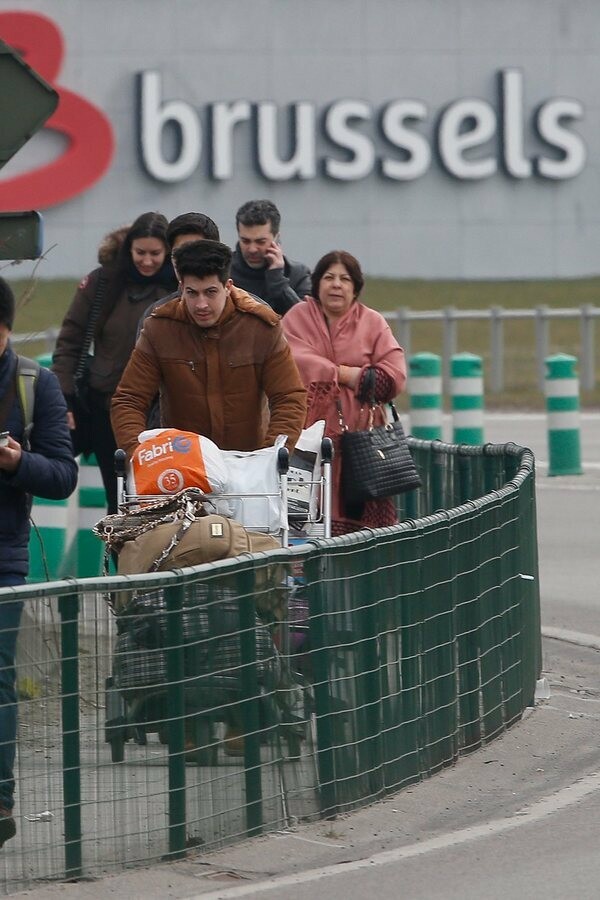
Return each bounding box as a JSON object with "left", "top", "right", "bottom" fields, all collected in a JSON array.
[{"left": 541, "top": 626, "right": 600, "bottom": 652}]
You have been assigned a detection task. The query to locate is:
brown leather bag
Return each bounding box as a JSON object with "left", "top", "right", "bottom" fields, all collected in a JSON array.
[
  {"left": 118, "top": 514, "right": 280, "bottom": 575},
  {"left": 117, "top": 514, "right": 286, "bottom": 620}
]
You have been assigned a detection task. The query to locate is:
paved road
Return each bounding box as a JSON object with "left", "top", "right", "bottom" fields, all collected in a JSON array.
[{"left": 13, "top": 413, "right": 600, "bottom": 900}]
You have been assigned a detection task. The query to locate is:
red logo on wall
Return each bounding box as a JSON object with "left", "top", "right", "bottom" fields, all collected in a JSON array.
[{"left": 0, "top": 11, "right": 114, "bottom": 209}]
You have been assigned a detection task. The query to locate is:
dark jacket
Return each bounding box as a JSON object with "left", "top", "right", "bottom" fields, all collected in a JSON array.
[
  {"left": 52, "top": 230, "right": 177, "bottom": 405},
  {"left": 111, "top": 286, "right": 307, "bottom": 459},
  {"left": 0, "top": 346, "right": 78, "bottom": 577},
  {"left": 230, "top": 246, "right": 311, "bottom": 316}
]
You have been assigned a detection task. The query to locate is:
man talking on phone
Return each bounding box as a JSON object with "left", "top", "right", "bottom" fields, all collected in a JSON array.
[{"left": 231, "top": 199, "right": 311, "bottom": 316}]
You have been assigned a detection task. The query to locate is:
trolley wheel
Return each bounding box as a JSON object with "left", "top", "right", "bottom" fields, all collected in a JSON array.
[
  {"left": 133, "top": 727, "right": 147, "bottom": 746},
  {"left": 109, "top": 735, "right": 125, "bottom": 763},
  {"left": 186, "top": 717, "right": 218, "bottom": 767},
  {"left": 286, "top": 732, "right": 302, "bottom": 760}
]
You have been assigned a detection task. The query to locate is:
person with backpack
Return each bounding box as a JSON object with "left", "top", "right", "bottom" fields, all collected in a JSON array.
[{"left": 0, "top": 277, "right": 78, "bottom": 848}]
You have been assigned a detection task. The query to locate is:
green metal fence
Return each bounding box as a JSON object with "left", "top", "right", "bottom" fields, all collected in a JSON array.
[{"left": 1, "top": 439, "right": 540, "bottom": 893}]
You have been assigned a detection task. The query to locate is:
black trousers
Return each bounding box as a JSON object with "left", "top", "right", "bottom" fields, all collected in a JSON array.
[{"left": 88, "top": 392, "right": 119, "bottom": 515}]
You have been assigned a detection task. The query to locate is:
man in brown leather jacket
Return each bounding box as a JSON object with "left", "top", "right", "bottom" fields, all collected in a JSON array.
[{"left": 111, "top": 240, "right": 307, "bottom": 458}]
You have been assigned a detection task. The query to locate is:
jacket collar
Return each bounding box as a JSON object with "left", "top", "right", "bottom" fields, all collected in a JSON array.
[{"left": 154, "top": 284, "right": 280, "bottom": 329}]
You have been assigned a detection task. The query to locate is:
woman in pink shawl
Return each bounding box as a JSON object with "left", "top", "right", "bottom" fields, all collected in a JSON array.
[{"left": 282, "top": 250, "right": 406, "bottom": 536}]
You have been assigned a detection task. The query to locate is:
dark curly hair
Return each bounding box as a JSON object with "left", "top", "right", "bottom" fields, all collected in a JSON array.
[
  {"left": 311, "top": 250, "right": 364, "bottom": 301},
  {"left": 167, "top": 212, "right": 220, "bottom": 248},
  {"left": 235, "top": 199, "right": 281, "bottom": 235},
  {"left": 172, "top": 240, "right": 233, "bottom": 285}
]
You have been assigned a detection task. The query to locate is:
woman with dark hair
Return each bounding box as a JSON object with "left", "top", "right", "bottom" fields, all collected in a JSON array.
[
  {"left": 282, "top": 250, "right": 406, "bottom": 535},
  {"left": 52, "top": 212, "right": 177, "bottom": 513}
]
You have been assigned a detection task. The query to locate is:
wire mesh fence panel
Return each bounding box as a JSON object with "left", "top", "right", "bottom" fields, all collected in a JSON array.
[{"left": 0, "top": 440, "right": 540, "bottom": 893}]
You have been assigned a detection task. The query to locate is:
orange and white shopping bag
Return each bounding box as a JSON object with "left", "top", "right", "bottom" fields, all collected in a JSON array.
[{"left": 128, "top": 429, "right": 228, "bottom": 496}]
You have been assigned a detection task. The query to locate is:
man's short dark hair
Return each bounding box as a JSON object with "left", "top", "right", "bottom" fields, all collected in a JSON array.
[
  {"left": 235, "top": 199, "right": 281, "bottom": 235},
  {"left": 167, "top": 212, "right": 220, "bottom": 248},
  {"left": 172, "top": 240, "right": 232, "bottom": 285},
  {"left": 0, "top": 278, "right": 15, "bottom": 331}
]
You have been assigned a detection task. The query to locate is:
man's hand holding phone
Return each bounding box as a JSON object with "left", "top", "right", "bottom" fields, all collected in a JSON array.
[
  {"left": 264, "top": 239, "right": 285, "bottom": 270},
  {"left": 0, "top": 434, "right": 22, "bottom": 473}
]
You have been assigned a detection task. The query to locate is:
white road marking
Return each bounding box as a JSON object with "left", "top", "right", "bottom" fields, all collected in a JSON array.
[{"left": 191, "top": 772, "right": 600, "bottom": 899}]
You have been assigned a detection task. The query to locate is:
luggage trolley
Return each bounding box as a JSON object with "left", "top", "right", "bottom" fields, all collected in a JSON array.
[{"left": 103, "top": 437, "right": 332, "bottom": 763}]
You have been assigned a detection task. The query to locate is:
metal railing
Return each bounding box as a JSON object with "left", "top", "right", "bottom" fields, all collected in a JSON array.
[
  {"left": 11, "top": 328, "right": 60, "bottom": 355},
  {"left": 385, "top": 305, "right": 600, "bottom": 392},
  {"left": 14, "top": 305, "right": 600, "bottom": 393}
]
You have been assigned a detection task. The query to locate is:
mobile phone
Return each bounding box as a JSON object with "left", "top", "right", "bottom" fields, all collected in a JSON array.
[{"left": 0, "top": 431, "right": 9, "bottom": 447}]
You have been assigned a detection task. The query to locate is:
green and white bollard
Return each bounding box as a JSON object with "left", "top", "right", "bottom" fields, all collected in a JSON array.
[
  {"left": 545, "top": 354, "right": 583, "bottom": 476},
  {"left": 408, "top": 352, "right": 442, "bottom": 440},
  {"left": 451, "top": 353, "right": 484, "bottom": 445},
  {"left": 61, "top": 454, "right": 107, "bottom": 578}
]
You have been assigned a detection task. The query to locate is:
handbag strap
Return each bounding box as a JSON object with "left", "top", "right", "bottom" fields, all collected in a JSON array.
[
  {"left": 366, "top": 366, "right": 401, "bottom": 426},
  {"left": 338, "top": 367, "right": 400, "bottom": 431},
  {"left": 335, "top": 397, "right": 347, "bottom": 432},
  {"left": 73, "top": 272, "right": 108, "bottom": 389}
]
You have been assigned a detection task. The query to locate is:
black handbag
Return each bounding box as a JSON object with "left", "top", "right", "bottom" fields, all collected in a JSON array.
[
  {"left": 70, "top": 273, "right": 107, "bottom": 458},
  {"left": 339, "top": 381, "right": 421, "bottom": 506}
]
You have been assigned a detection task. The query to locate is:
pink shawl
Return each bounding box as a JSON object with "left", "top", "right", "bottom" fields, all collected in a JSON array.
[
  {"left": 282, "top": 297, "right": 406, "bottom": 435},
  {"left": 282, "top": 298, "right": 406, "bottom": 526}
]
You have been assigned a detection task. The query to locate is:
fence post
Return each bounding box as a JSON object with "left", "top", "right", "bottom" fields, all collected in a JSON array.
[
  {"left": 451, "top": 353, "right": 484, "bottom": 445},
  {"left": 535, "top": 306, "right": 549, "bottom": 391},
  {"left": 165, "top": 581, "right": 187, "bottom": 859},
  {"left": 59, "top": 589, "right": 82, "bottom": 879},
  {"left": 237, "top": 564, "right": 264, "bottom": 837},
  {"left": 544, "top": 354, "right": 583, "bottom": 476},
  {"left": 408, "top": 353, "right": 442, "bottom": 441},
  {"left": 305, "top": 550, "right": 338, "bottom": 818},
  {"left": 580, "top": 304, "right": 595, "bottom": 392},
  {"left": 442, "top": 306, "right": 457, "bottom": 393},
  {"left": 395, "top": 308, "right": 411, "bottom": 362},
  {"left": 489, "top": 306, "right": 504, "bottom": 393}
]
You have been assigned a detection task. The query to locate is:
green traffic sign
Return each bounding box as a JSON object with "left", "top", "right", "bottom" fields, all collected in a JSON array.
[{"left": 0, "top": 39, "right": 58, "bottom": 170}]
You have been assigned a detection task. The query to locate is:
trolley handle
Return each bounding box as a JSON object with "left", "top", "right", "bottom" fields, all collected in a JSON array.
[
  {"left": 114, "top": 448, "right": 127, "bottom": 477},
  {"left": 320, "top": 437, "right": 334, "bottom": 463},
  {"left": 277, "top": 446, "right": 289, "bottom": 475}
]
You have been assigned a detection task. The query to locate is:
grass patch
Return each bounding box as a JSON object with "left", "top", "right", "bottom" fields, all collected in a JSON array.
[{"left": 5, "top": 274, "right": 600, "bottom": 409}]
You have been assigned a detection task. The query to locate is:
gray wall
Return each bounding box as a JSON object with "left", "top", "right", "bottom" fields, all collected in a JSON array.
[{"left": 2, "top": 0, "right": 600, "bottom": 280}]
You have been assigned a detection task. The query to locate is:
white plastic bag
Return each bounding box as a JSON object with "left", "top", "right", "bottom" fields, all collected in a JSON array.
[
  {"left": 287, "top": 420, "right": 325, "bottom": 522},
  {"left": 221, "top": 435, "right": 287, "bottom": 534}
]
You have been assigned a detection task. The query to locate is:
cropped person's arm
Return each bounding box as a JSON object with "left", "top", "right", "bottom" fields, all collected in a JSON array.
[
  {"left": 3, "top": 370, "right": 78, "bottom": 500},
  {"left": 51, "top": 272, "right": 97, "bottom": 403},
  {"left": 261, "top": 333, "right": 307, "bottom": 452},
  {"left": 111, "top": 344, "right": 162, "bottom": 459}
]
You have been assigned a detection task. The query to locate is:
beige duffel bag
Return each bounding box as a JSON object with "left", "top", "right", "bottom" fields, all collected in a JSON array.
[{"left": 118, "top": 514, "right": 280, "bottom": 574}]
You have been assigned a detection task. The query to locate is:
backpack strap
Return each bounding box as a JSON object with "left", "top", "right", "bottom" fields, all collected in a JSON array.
[{"left": 16, "top": 356, "right": 40, "bottom": 451}]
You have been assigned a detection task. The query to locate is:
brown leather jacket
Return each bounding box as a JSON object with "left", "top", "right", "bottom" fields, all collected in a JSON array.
[{"left": 110, "top": 286, "right": 307, "bottom": 458}]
